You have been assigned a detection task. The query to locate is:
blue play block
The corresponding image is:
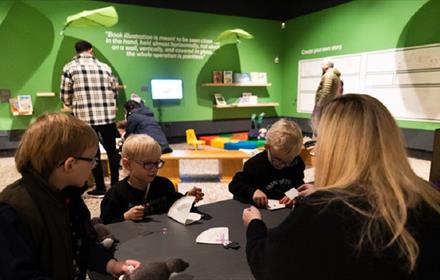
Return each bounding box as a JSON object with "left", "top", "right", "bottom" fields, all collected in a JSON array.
[{"left": 224, "top": 141, "right": 257, "bottom": 150}]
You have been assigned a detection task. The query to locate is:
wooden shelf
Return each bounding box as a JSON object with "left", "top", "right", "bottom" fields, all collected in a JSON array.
[
  {"left": 202, "top": 83, "right": 271, "bottom": 87},
  {"left": 36, "top": 92, "right": 55, "bottom": 97},
  {"left": 213, "top": 102, "right": 279, "bottom": 108}
]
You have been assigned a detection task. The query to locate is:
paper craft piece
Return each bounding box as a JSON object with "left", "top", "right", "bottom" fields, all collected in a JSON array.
[
  {"left": 196, "top": 227, "right": 229, "bottom": 245},
  {"left": 168, "top": 196, "right": 202, "bottom": 225},
  {"left": 284, "top": 188, "right": 299, "bottom": 200},
  {"left": 267, "top": 199, "right": 286, "bottom": 211}
]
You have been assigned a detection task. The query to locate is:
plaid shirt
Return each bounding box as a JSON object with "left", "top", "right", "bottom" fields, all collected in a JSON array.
[{"left": 60, "top": 53, "right": 117, "bottom": 126}]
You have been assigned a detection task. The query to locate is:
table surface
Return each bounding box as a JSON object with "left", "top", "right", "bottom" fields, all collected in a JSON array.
[{"left": 106, "top": 199, "right": 291, "bottom": 280}]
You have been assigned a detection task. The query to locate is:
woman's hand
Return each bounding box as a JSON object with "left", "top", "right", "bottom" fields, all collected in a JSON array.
[
  {"left": 297, "top": 183, "right": 315, "bottom": 197},
  {"left": 279, "top": 196, "right": 294, "bottom": 207},
  {"left": 242, "top": 206, "right": 262, "bottom": 226}
]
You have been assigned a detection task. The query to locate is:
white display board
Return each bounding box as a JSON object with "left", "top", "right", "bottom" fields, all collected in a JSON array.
[{"left": 297, "top": 43, "right": 440, "bottom": 121}]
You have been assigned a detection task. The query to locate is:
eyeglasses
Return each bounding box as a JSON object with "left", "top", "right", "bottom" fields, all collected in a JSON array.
[
  {"left": 75, "top": 156, "right": 99, "bottom": 166},
  {"left": 267, "top": 149, "right": 294, "bottom": 168},
  {"left": 58, "top": 156, "right": 99, "bottom": 167},
  {"left": 133, "top": 159, "right": 165, "bottom": 170}
]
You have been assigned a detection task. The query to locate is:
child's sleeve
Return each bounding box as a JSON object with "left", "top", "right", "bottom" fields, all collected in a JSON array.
[
  {"left": 146, "top": 178, "right": 183, "bottom": 215},
  {"left": 100, "top": 187, "right": 128, "bottom": 224},
  {"left": 228, "top": 162, "right": 258, "bottom": 204}
]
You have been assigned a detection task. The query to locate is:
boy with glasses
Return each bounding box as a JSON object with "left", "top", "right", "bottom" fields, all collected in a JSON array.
[
  {"left": 0, "top": 113, "right": 140, "bottom": 279},
  {"left": 229, "top": 119, "right": 305, "bottom": 208},
  {"left": 100, "top": 134, "right": 203, "bottom": 224}
]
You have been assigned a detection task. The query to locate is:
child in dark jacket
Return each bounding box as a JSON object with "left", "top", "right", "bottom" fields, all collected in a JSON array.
[
  {"left": 229, "top": 119, "right": 305, "bottom": 208},
  {"left": 0, "top": 113, "right": 140, "bottom": 279},
  {"left": 124, "top": 100, "right": 172, "bottom": 154},
  {"left": 100, "top": 134, "right": 204, "bottom": 224}
]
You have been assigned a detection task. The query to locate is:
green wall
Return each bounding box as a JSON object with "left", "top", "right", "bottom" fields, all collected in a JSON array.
[
  {"left": 283, "top": 0, "right": 440, "bottom": 131},
  {"left": 0, "top": 0, "right": 283, "bottom": 131},
  {"left": 1, "top": 0, "right": 440, "bottom": 133}
]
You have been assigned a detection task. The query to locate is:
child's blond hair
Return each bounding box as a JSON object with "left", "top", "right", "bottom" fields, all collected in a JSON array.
[
  {"left": 122, "top": 134, "right": 161, "bottom": 160},
  {"left": 15, "top": 113, "right": 98, "bottom": 179},
  {"left": 265, "top": 119, "right": 303, "bottom": 156}
]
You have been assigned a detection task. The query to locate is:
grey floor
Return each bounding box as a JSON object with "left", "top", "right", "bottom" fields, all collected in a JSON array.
[{"left": 0, "top": 143, "right": 431, "bottom": 218}]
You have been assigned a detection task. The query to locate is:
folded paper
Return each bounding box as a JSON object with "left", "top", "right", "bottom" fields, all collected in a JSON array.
[
  {"left": 168, "top": 196, "right": 202, "bottom": 225},
  {"left": 196, "top": 227, "right": 229, "bottom": 245}
]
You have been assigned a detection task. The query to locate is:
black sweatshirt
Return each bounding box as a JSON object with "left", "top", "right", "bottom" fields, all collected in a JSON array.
[
  {"left": 100, "top": 176, "right": 182, "bottom": 224},
  {"left": 246, "top": 192, "right": 440, "bottom": 280},
  {"left": 228, "top": 150, "right": 305, "bottom": 203}
]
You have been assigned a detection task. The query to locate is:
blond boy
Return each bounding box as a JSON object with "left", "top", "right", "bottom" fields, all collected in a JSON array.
[
  {"left": 100, "top": 134, "right": 203, "bottom": 224},
  {"left": 0, "top": 113, "right": 139, "bottom": 279},
  {"left": 229, "top": 119, "right": 305, "bottom": 207}
]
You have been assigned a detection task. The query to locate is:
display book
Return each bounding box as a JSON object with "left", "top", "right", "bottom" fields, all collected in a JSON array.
[
  {"left": 211, "top": 71, "right": 268, "bottom": 85},
  {"left": 9, "top": 95, "right": 33, "bottom": 116}
]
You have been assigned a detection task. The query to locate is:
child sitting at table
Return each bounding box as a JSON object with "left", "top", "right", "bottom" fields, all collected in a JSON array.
[
  {"left": 100, "top": 134, "right": 204, "bottom": 224},
  {"left": 228, "top": 118, "right": 305, "bottom": 208},
  {"left": 0, "top": 113, "right": 140, "bottom": 279}
]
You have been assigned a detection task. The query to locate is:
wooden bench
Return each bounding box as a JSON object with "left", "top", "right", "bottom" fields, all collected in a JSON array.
[{"left": 159, "top": 150, "right": 253, "bottom": 184}]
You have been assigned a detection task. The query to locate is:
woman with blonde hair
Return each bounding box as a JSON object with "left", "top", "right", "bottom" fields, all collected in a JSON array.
[{"left": 243, "top": 94, "right": 440, "bottom": 279}]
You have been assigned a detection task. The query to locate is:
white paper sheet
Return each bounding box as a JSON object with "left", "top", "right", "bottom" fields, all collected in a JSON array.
[
  {"left": 266, "top": 199, "right": 286, "bottom": 210},
  {"left": 196, "top": 227, "right": 229, "bottom": 244},
  {"left": 168, "top": 196, "right": 202, "bottom": 225}
]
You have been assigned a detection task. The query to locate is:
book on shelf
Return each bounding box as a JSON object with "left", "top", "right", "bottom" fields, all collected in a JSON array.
[
  {"left": 239, "top": 92, "right": 257, "bottom": 104},
  {"left": 9, "top": 98, "right": 19, "bottom": 115},
  {"left": 214, "top": 93, "right": 227, "bottom": 105},
  {"left": 10, "top": 95, "right": 33, "bottom": 116},
  {"left": 223, "top": 71, "right": 233, "bottom": 84},
  {"left": 212, "top": 71, "right": 223, "bottom": 84},
  {"left": 233, "top": 73, "right": 251, "bottom": 84},
  {"left": 250, "top": 72, "right": 267, "bottom": 84}
]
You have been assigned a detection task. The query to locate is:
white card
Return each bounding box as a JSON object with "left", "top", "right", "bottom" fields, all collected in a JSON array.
[
  {"left": 284, "top": 188, "right": 299, "bottom": 200},
  {"left": 267, "top": 199, "right": 286, "bottom": 210}
]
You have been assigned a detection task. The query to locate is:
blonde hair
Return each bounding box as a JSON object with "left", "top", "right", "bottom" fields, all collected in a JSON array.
[
  {"left": 122, "top": 134, "right": 161, "bottom": 160},
  {"left": 314, "top": 94, "right": 440, "bottom": 271},
  {"left": 265, "top": 118, "right": 303, "bottom": 157},
  {"left": 15, "top": 113, "right": 98, "bottom": 179}
]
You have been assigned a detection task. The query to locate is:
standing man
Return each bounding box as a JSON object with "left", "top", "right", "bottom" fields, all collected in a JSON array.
[
  {"left": 311, "top": 58, "right": 342, "bottom": 137},
  {"left": 60, "top": 40, "right": 119, "bottom": 196}
]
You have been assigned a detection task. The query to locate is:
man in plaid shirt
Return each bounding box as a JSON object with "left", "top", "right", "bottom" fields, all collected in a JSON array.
[{"left": 60, "top": 40, "right": 119, "bottom": 196}]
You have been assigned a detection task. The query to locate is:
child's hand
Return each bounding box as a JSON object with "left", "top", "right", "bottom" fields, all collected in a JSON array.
[
  {"left": 106, "top": 259, "right": 141, "bottom": 277},
  {"left": 252, "top": 189, "right": 268, "bottom": 208},
  {"left": 123, "top": 205, "right": 145, "bottom": 221},
  {"left": 187, "top": 187, "right": 204, "bottom": 202}
]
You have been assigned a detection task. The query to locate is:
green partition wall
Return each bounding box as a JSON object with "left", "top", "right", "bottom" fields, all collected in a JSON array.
[
  {"left": 0, "top": 0, "right": 283, "bottom": 131},
  {"left": 1, "top": 0, "right": 439, "bottom": 150}
]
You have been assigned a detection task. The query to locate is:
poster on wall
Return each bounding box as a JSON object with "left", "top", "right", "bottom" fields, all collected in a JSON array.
[{"left": 297, "top": 43, "right": 440, "bottom": 122}]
